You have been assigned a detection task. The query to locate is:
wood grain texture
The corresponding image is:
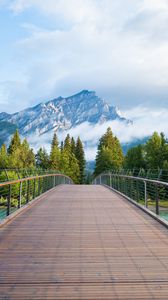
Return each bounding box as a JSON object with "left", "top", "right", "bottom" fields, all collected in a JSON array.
[{"left": 0, "top": 185, "right": 168, "bottom": 299}]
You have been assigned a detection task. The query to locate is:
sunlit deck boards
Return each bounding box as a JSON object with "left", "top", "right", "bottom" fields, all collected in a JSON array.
[{"left": 0, "top": 185, "right": 168, "bottom": 299}]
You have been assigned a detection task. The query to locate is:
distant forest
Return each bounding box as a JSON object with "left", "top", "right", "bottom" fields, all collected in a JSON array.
[
  {"left": 0, "top": 130, "right": 85, "bottom": 184},
  {"left": 94, "top": 128, "right": 168, "bottom": 177},
  {"left": 0, "top": 128, "right": 168, "bottom": 183}
]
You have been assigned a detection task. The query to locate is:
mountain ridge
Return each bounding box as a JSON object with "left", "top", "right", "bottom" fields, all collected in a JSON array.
[{"left": 0, "top": 90, "right": 130, "bottom": 139}]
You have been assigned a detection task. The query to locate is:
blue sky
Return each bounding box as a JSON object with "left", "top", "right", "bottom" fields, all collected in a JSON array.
[{"left": 1, "top": 0, "right": 168, "bottom": 113}]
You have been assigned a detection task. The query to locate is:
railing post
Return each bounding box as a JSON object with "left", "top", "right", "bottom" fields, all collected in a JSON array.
[
  {"left": 156, "top": 184, "right": 159, "bottom": 215},
  {"left": 100, "top": 175, "right": 102, "bottom": 185},
  {"left": 33, "top": 179, "right": 36, "bottom": 199},
  {"left": 110, "top": 174, "right": 112, "bottom": 187},
  {"left": 27, "top": 180, "right": 30, "bottom": 203},
  {"left": 136, "top": 180, "right": 139, "bottom": 202},
  {"left": 18, "top": 182, "right": 22, "bottom": 209},
  {"left": 38, "top": 177, "right": 41, "bottom": 196},
  {"left": 144, "top": 181, "right": 147, "bottom": 208},
  {"left": 125, "top": 178, "right": 127, "bottom": 195},
  {"left": 117, "top": 176, "right": 119, "bottom": 191},
  {"left": 42, "top": 177, "right": 45, "bottom": 193},
  {"left": 7, "top": 184, "right": 11, "bottom": 216}
]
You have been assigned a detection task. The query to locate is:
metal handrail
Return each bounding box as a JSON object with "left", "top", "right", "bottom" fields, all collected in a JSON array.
[
  {"left": 98, "top": 173, "right": 168, "bottom": 187},
  {"left": 99, "top": 168, "right": 168, "bottom": 182},
  {"left": 0, "top": 173, "right": 73, "bottom": 221},
  {"left": 0, "top": 173, "right": 72, "bottom": 187},
  {"left": 0, "top": 168, "right": 62, "bottom": 182},
  {"left": 93, "top": 173, "right": 168, "bottom": 224}
]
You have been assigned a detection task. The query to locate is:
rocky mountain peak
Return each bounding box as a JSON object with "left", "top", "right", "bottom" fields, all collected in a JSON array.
[{"left": 0, "top": 90, "right": 131, "bottom": 140}]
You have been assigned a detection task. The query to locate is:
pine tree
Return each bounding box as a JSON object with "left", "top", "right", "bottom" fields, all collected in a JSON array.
[
  {"left": 50, "top": 133, "right": 60, "bottom": 170},
  {"left": 59, "top": 134, "right": 81, "bottom": 183},
  {"left": 8, "top": 138, "right": 35, "bottom": 168},
  {"left": 36, "top": 147, "right": 49, "bottom": 169},
  {"left": 20, "top": 138, "right": 35, "bottom": 167},
  {"left": 59, "top": 149, "right": 70, "bottom": 174},
  {"left": 60, "top": 141, "right": 64, "bottom": 152},
  {"left": 51, "top": 132, "right": 59, "bottom": 149},
  {"left": 94, "top": 127, "right": 124, "bottom": 176},
  {"left": 75, "top": 137, "right": 86, "bottom": 184},
  {"left": 60, "top": 149, "right": 80, "bottom": 183},
  {"left": 124, "top": 145, "right": 146, "bottom": 169},
  {"left": 71, "top": 137, "right": 76, "bottom": 155},
  {"left": 145, "top": 132, "right": 168, "bottom": 169},
  {"left": 68, "top": 153, "right": 80, "bottom": 183},
  {"left": 8, "top": 129, "right": 21, "bottom": 154},
  {"left": 0, "top": 144, "right": 8, "bottom": 168},
  {"left": 64, "top": 134, "right": 71, "bottom": 152}
]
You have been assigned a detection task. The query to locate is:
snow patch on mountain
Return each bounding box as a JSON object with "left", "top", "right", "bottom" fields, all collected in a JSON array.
[{"left": 0, "top": 90, "right": 130, "bottom": 138}]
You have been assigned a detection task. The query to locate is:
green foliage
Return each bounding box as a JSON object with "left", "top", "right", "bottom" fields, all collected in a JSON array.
[
  {"left": 51, "top": 133, "right": 59, "bottom": 149},
  {"left": 59, "top": 149, "right": 80, "bottom": 183},
  {"left": 145, "top": 132, "right": 168, "bottom": 169},
  {"left": 50, "top": 146, "right": 61, "bottom": 170},
  {"left": 71, "top": 137, "right": 76, "bottom": 155},
  {"left": 0, "top": 129, "right": 85, "bottom": 184},
  {"left": 36, "top": 147, "right": 49, "bottom": 169},
  {"left": 85, "top": 172, "right": 93, "bottom": 184},
  {"left": 125, "top": 132, "right": 168, "bottom": 170},
  {"left": 8, "top": 129, "right": 21, "bottom": 154},
  {"left": 36, "top": 132, "right": 83, "bottom": 183},
  {"left": 68, "top": 153, "right": 80, "bottom": 183},
  {"left": 0, "top": 144, "right": 8, "bottom": 168},
  {"left": 60, "top": 141, "right": 64, "bottom": 152},
  {"left": 50, "top": 133, "right": 60, "bottom": 170},
  {"left": 0, "top": 130, "right": 35, "bottom": 169},
  {"left": 94, "top": 127, "right": 124, "bottom": 176},
  {"left": 124, "top": 145, "right": 146, "bottom": 169},
  {"left": 64, "top": 134, "right": 71, "bottom": 152},
  {"left": 59, "top": 134, "right": 81, "bottom": 183},
  {"left": 75, "top": 137, "right": 86, "bottom": 184},
  {"left": 8, "top": 138, "right": 35, "bottom": 168}
]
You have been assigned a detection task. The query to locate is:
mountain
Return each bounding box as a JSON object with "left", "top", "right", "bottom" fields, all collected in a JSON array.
[
  {"left": 0, "top": 90, "right": 130, "bottom": 138},
  {"left": 122, "top": 137, "right": 149, "bottom": 155},
  {"left": 0, "top": 121, "right": 17, "bottom": 146}
]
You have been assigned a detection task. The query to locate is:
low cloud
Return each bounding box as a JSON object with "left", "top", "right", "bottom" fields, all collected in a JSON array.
[{"left": 26, "top": 106, "right": 168, "bottom": 161}]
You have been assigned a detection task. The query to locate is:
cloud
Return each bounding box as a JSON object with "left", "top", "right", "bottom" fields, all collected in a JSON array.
[
  {"left": 26, "top": 106, "right": 168, "bottom": 161},
  {"left": 0, "top": 0, "right": 168, "bottom": 112}
]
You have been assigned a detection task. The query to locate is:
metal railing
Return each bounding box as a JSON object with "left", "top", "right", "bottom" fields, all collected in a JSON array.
[
  {"left": 0, "top": 168, "right": 62, "bottom": 183},
  {"left": 103, "top": 169, "right": 168, "bottom": 182},
  {"left": 93, "top": 173, "right": 168, "bottom": 223},
  {"left": 0, "top": 173, "right": 73, "bottom": 221}
]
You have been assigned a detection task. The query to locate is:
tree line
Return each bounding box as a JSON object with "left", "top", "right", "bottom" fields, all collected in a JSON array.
[
  {"left": 124, "top": 132, "right": 168, "bottom": 170},
  {"left": 94, "top": 128, "right": 168, "bottom": 176},
  {"left": 0, "top": 128, "right": 168, "bottom": 182},
  {"left": 0, "top": 130, "right": 85, "bottom": 184}
]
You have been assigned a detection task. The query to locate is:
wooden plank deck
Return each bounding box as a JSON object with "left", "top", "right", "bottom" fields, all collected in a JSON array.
[{"left": 0, "top": 185, "right": 168, "bottom": 299}]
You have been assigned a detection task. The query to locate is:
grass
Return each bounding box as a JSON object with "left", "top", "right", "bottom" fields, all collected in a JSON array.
[{"left": 137, "top": 198, "right": 168, "bottom": 208}]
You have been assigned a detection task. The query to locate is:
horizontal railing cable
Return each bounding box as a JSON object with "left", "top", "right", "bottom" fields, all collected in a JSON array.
[
  {"left": 93, "top": 173, "right": 168, "bottom": 224},
  {"left": 0, "top": 173, "right": 73, "bottom": 221}
]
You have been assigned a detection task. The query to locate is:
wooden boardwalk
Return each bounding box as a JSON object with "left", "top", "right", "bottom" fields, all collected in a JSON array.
[{"left": 0, "top": 185, "right": 168, "bottom": 299}]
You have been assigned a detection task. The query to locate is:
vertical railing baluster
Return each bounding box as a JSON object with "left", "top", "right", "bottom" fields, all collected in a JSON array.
[
  {"left": 38, "top": 177, "right": 41, "bottom": 196},
  {"left": 33, "top": 178, "right": 36, "bottom": 199},
  {"left": 18, "top": 182, "right": 22, "bottom": 208},
  {"left": 156, "top": 184, "right": 159, "bottom": 215},
  {"left": 144, "top": 181, "right": 147, "bottom": 208},
  {"left": 7, "top": 184, "right": 11, "bottom": 216},
  {"left": 27, "top": 180, "right": 30, "bottom": 203}
]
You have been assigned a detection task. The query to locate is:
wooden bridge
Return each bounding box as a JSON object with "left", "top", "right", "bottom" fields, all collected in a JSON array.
[{"left": 0, "top": 184, "right": 168, "bottom": 299}]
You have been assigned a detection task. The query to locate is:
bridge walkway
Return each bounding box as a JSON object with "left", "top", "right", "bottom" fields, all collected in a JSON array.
[{"left": 0, "top": 185, "right": 168, "bottom": 299}]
